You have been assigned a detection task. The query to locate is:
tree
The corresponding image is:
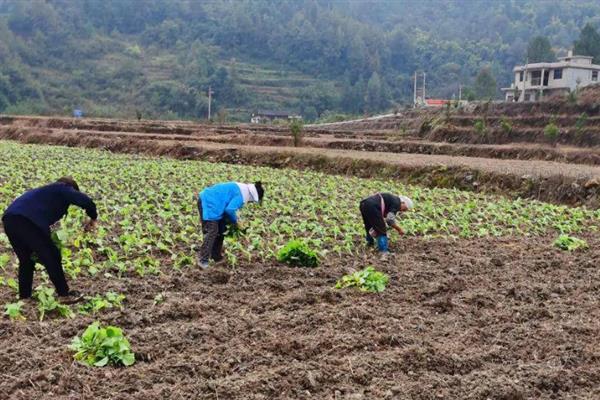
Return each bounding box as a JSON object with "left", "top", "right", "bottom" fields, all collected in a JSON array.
[
  {"left": 474, "top": 67, "right": 497, "bottom": 100},
  {"left": 574, "top": 23, "right": 600, "bottom": 63},
  {"left": 365, "top": 72, "right": 390, "bottom": 112},
  {"left": 526, "top": 36, "right": 555, "bottom": 63},
  {"left": 289, "top": 119, "right": 303, "bottom": 147}
]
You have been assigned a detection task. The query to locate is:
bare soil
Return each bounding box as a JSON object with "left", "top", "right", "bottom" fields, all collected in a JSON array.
[{"left": 1, "top": 234, "right": 598, "bottom": 399}]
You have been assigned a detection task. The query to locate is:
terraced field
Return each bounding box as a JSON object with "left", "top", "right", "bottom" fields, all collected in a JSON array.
[
  {"left": 2, "top": 87, "right": 600, "bottom": 208},
  {"left": 0, "top": 141, "right": 598, "bottom": 399}
]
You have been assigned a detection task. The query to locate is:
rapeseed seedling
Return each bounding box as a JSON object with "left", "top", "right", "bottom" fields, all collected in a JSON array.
[
  {"left": 4, "top": 301, "right": 25, "bottom": 320},
  {"left": 554, "top": 235, "right": 588, "bottom": 251},
  {"left": 277, "top": 239, "right": 319, "bottom": 267},
  {"left": 33, "top": 286, "right": 74, "bottom": 321},
  {"left": 335, "top": 266, "right": 389, "bottom": 293},
  {"left": 69, "top": 321, "right": 135, "bottom": 367}
]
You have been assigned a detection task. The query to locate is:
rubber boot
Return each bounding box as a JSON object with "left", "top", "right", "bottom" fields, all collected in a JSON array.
[
  {"left": 365, "top": 233, "right": 375, "bottom": 247},
  {"left": 377, "top": 235, "right": 389, "bottom": 252}
]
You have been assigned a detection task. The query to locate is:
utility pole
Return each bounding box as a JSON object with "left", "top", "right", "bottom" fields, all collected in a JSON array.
[
  {"left": 523, "top": 58, "right": 528, "bottom": 102},
  {"left": 422, "top": 72, "right": 426, "bottom": 102},
  {"left": 413, "top": 71, "right": 417, "bottom": 108},
  {"left": 207, "top": 86, "right": 214, "bottom": 120},
  {"left": 458, "top": 84, "right": 462, "bottom": 102}
]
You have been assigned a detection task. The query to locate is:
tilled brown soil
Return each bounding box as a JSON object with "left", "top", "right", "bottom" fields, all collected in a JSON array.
[{"left": 1, "top": 234, "right": 599, "bottom": 399}]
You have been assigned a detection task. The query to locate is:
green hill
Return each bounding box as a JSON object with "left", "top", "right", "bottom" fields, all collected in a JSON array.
[{"left": 0, "top": 0, "right": 599, "bottom": 121}]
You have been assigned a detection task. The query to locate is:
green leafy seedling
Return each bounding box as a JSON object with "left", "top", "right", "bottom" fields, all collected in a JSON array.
[
  {"left": 69, "top": 321, "right": 135, "bottom": 367},
  {"left": 153, "top": 293, "right": 165, "bottom": 305},
  {"left": 276, "top": 239, "right": 318, "bottom": 267},
  {"left": 335, "top": 266, "right": 389, "bottom": 293},
  {"left": 6, "top": 278, "right": 18, "bottom": 293},
  {"left": 0, "top": 254, "right": 10, "bottom": 269},
  {"left": 225, "top": 224, "right": 247, "bottom": 239},
  {"left": 4, "top": 301, "right": 26, "bottom": 321},
  {"left": 553, "top": 235, "right": 588, "bottom": 251},
  {"left": 33, "top": 286, "right": 74, "bottom": 321},
  {"left": 78, "top": 292, "right": 125, "bottom": 315}
]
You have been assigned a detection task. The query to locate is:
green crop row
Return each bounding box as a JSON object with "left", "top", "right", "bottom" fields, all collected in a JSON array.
[{"left": 0, "top": 141, "right": 598, "bottom": 277}]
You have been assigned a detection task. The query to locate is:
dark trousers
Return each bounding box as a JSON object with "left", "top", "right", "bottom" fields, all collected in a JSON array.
[
  {"left": 359, "top": 199, "right": 387, "bottom": 237},
  {"left": 2, "top": 215, "right": 69, "bottom": 298},
  {"left": 197, "top": 201, "right": 226, "bottom": 263}
]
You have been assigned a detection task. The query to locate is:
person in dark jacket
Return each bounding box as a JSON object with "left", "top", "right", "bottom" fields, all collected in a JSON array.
[
  {"left": 196, "top": 181, "right": 264, "bottom": 268},
  {"left": 2, "top": 177, "right": 97, "bottom": 301},
  {"left": 359, "top": 193, "right": 413, "bottom": 254}
]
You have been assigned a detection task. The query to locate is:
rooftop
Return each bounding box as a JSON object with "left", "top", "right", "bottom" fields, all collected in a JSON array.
[
  {"left": 254, "top": 110, "right": 298, "bottom": 117},
  {"left": 513, "top": 60, "right": 600, "bottom": 72}
]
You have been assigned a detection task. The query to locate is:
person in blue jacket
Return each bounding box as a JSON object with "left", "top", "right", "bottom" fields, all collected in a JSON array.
[
  {"left": 2, "top": 177, "right": 97, "bottom": 301},
  {"left": 197, "top": 181, "right": 264, "bottom": 268}
]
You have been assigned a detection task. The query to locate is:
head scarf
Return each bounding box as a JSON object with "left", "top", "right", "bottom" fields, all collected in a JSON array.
[
  {"left": 236, "top": 183, "right": 260, "bottom": 204},
  {"left": 399, "top": 195, "right": 414, "bottom": 210}
]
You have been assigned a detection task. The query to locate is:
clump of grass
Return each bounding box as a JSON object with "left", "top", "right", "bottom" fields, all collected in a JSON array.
[
  {"left": 575, "top": 112, "right": 587, "bottom": 136},
  {"left": 474, "top": 119, "right": 487, "bottom": 135},
  {"left": 544, "top": 119, "right": 560, "bottom": 144},
  {"left": 419, "top": 118, "right": 433, "bottom": 135},
  {"left": 500, "top": 117, "right": 512, "bottom": 134}
]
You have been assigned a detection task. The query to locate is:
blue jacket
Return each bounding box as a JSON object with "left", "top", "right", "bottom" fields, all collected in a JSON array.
[
  {"left": 199, "top": 182, "right": 244, "bottom": 223},
  {"left": 3, "top": 183, "right": 97, "bottom": 234}
]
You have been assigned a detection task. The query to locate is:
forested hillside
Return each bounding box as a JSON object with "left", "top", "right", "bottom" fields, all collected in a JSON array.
[{"left": 0, "top": 0, "right": 599, "bottom": 121}]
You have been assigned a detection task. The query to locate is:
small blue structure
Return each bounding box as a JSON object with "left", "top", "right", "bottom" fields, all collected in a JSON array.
[{"left": 73, "top": 109, "right": 84, "bottom": 118}]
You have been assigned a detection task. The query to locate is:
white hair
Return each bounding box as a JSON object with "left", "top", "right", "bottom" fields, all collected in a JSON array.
[{"left": 399, "top": 195, "right": 414, "bottom": 210}]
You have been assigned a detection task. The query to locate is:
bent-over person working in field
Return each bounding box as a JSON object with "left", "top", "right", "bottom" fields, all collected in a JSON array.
[
  {"left": 2, "top": 177, "right": 97, "bottom": 302},
  {"left": 359, "top": 192, "right": 413, "bottom": 257},
  {"left": 196, "top": 181, "right": 264, "bottom": 268}
]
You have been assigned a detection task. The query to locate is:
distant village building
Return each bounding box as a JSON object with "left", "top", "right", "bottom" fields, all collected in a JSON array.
[
  {"left": 423, "top": 99, "right": 450, "bottom": 107},
  {"left": 414, "top": 98, "right": 467, "bottom": 108},
  {"left": 502, "top": 51, "right": 600, "bottom": 102},
  {"left": 250, "top": 110, "right": 302, "bottom": 124}
]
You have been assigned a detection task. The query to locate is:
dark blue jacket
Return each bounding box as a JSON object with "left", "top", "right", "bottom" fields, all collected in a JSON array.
[{"left": 3, "top": 183, "right": 97, "bottom": 234}]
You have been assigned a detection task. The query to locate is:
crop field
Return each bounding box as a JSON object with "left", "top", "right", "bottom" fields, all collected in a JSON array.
[
  {"left": 0, "top": 141, "right": 599, "bottom": 399},
  {"left": 3, "top": 89, "right": 600, "bottom": 209}
]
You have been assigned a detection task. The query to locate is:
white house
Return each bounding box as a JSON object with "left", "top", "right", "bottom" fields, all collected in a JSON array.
[
  {"left": 250, "top": 110, "right": 302, "bottom": 124},
  {"left": 501, "top": 51, "right": 600, "bottom": 102}
]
